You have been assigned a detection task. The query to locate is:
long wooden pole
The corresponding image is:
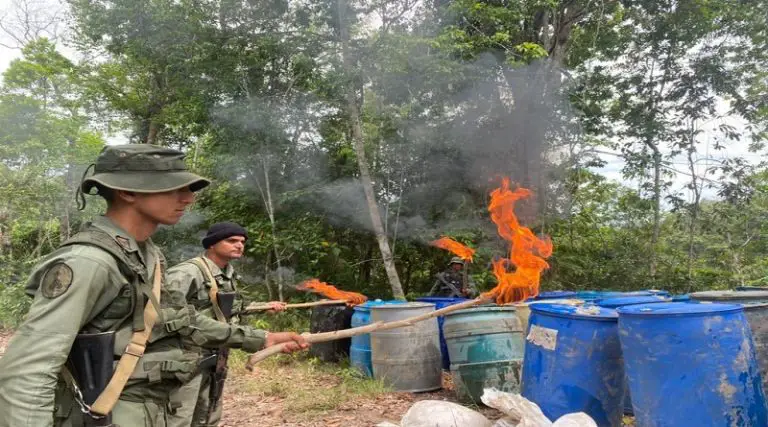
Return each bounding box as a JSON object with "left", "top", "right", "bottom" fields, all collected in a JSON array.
[
  {"left": 241, "top": 299, "right": 347, "bottom": 314},
  {"left": 245, "top": 296, "right": 493, "bottom": 370}
]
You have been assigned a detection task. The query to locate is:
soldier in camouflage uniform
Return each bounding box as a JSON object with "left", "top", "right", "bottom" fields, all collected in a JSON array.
[
  {"left": 0, "top": 144, "right": 308, "bottom": 427},
  {"left": 167, "top": 221, "right": 285, "bottom": 427},
  {"left": 429, "top": 257, "right": 479, "bottom": 298}
]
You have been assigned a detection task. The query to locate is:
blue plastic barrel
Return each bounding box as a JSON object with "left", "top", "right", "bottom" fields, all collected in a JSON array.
[
  {"left": 595, "top": 295, "right": 669, "bottom": 309},
  {"left": 671, "top": 294, "right": 690, "bottom": 302},
  {"left": 595, "top": 295, "right": 669, "bottom": 416},
  {"left": 617, "top": 302, "right": 768, "bottom": 426},
  {"left": 577, "top": 290, "right": 656, "bottom": 301},
  {"left": 350, "top": 300, "right": 405, "bottom": 376},
  {"left": 522, "top": 303, "right": 625, "bottom": 426},
  {"left": 416, "top": 296, "right": 469, "bottom": 369},
  {"left": 536, "top": 291, "right": 577, "bottom": 300}
]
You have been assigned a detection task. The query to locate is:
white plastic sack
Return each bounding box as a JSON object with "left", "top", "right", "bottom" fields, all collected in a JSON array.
[
  {"left": 481, "top": 388, "right": 597, "bottom": 427},
  {"left": 400, "top": 400, "right": 492, "bottom": 427}
]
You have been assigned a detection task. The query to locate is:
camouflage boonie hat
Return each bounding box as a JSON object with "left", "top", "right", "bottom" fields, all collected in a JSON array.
[
  {"left": 81, "top": 144, "right": 210, "bottom": 195},
  {"left": 449, "top": 257, "right": 465, "bottom": 266}
]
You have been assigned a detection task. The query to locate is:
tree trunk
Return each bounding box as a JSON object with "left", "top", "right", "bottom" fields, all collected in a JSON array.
[
  {"left": 649, "top": 147, "right": 662, "bottom": 278},
  {"left": 337, "top": 0, "right": 405, "bottom": 299},
  {"left": 262, "top": 157, "right": 284, "bottom": 302},
  {"left": 146, "top": 120, "right": 160, "bottom": 145},
  {"left": 264, "top": 250, "right": 274, "bottom": 300}
]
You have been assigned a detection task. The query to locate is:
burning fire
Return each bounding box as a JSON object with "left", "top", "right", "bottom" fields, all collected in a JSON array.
[
  {"left": 430, "top": 237, "right": 475, "bottom": 262},
  {"left": 297, "top": 279, "right": 368, "bottom": 306},
  {"left": 482, "top": 178, "right": 553, "bottom": 304}
]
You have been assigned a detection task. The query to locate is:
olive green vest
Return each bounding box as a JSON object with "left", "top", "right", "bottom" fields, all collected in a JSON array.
[{"left": 50, "top": 224, "right": 199, "bottom": 425}]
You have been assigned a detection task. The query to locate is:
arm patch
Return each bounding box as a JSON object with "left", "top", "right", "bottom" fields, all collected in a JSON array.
[{"left": 40, "top": 263, "right": 74, "bottom": 298}]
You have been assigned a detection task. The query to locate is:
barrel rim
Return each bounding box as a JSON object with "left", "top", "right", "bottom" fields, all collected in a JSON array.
[
  {"left": 355, "top": 299, "right": 409, "bottom": 310},
  {"left": 370, "top": 301, "right": 435, "bottom": 310},
  {"left": 691, "top": 290, "right": 768, "bottom": 300},
  {"left": 616, "top": 301, "right": 743, "bottom": 316},
  {"left": 535, "top": 291, "right": 578, "bottom": 299},
  {"left": 444, "top": 306, "right": 518, "bottom": 317},
  {"left": 596, "top": 296, "right": 670, "bottom": 308},
  {"left": 415, "top": 296, "right": 471, "bottom": 303},
  {"left": 529, "top": 303, "right": 618, "bottom": 320}
]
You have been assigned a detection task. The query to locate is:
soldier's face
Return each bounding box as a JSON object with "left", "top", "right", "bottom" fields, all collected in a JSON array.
[
  {"left": 131, "top": 187, "right": 197, "bottom": 225},
  {"left": 211, "top": 236, "right": 246, "bottom": 260}
]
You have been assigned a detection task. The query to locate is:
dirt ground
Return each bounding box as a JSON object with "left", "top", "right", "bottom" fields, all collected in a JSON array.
[
  {"left": 219, "top": 367, "right": 504, "bottom": 427},
  {"left": 0, "top": 329, "right": 634, "bottom": 426}
]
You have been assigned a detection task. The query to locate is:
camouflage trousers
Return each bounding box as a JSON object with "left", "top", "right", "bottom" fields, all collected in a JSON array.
[{"left": 113, "top": 400, "right": 171, "bottom": 427}]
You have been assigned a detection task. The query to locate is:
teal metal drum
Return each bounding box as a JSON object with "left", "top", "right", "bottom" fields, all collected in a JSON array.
[
  {"left": 370, "top": 302, "right": 442, "bottom": 392},
  {"left": 443, "top": 306, "right": 524, "bottom": 404},
  {"left": 416, "top": 296, "right": 469, "bottom": 370}
]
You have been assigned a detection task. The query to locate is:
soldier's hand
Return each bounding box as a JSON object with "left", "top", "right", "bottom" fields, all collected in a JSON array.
[
  {"left": 266, "top": 301, "right": 287, "bottom": 313},
  {"left": 266, "top": 332, "right": 310, "bottom": 353}
]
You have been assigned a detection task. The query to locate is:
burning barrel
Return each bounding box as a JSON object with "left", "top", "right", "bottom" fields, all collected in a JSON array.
[
  {"left": 522, "top": 303, "right": 625, "bottom": 427},
  {"left": 443, "top": 306, "right": 524, "bottom": 404},
  {"left": 617, "top": 302, "right": 768, "bottom": 426},
  {"left": 415, "top": 296, "right": 469, "bottom": 370},
  {"left": 691, "top": 290, "right": 768, "bottom": 395},
  {"left": 595, "top": 296, "right": 671, "bottom": 416},
  {"left": 370, "top": 302, "right": 442, "bottom": 392},
  {"left": 350, "top": 300, "right": 405, "bottom": 376},
  {"left": 309, "top": 304, "right": 354, "bottom": 362}
]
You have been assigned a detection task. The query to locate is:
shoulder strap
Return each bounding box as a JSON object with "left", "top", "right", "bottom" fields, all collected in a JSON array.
[
  {"left": 189, "top": 257, "right": 227, "bottom": 323},
  {"left": 90, "top": 258, "right": 162, "bottom": 416},
  {"left": 61, "top": 227, "right": 146, "bottom": 283},
  {"left": 62, "top": 225, "right": 149, "bottom": 332}
]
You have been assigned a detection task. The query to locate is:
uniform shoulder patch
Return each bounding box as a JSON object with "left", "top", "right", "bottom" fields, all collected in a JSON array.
[{"left": 41, "top": 263, "right": 74, "bottom": 298}]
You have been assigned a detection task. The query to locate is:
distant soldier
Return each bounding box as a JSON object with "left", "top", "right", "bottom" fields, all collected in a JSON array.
[
  {"left": 429, "top": 257, "right": 479, "bottom": 298},
  {"left": 0, "top": 144, "right": 308, "bottom": 427},
  {"left": 167, "top": 222, "right": 285, "bottom": 427}
]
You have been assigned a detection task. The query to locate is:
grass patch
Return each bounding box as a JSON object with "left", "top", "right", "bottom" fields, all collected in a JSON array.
[{"left": 228, "top": 350, "right": 390, "bottom": 418}]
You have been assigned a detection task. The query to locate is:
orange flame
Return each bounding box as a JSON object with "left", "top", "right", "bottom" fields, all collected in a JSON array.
[
  {"left": 297, "top": 279, "right": 368, "bottom": 306},
  {"left": 430, "top": 237, "right": 476, "bottom": 262},
  {"left": 481, "top": 178, "right": 553, "bottom": 304}
]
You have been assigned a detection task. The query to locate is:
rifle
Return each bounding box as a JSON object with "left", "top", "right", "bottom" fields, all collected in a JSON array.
[
  {"left": 66, "top": 331, "right": 116, "bottom": 426},
  {"left": 207, "top": 291, "right": 235, "bottom": 420}
]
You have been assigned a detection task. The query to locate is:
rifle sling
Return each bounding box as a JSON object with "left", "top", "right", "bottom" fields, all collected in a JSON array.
[
  {"left": 190, "top": 257, "right": 226, "bottom": 323},
  {"left": 89, "top": 258, "right": 163, "bottom": 416}
]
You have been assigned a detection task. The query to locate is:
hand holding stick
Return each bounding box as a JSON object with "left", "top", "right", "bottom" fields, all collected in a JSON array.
[{"left": 245, "top": 296, "right": 494, "bottom": 370}]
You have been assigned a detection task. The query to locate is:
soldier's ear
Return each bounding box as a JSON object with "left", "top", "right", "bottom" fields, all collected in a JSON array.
[{"left": 115, "top": 190, "right": 138, "bottom": 204}]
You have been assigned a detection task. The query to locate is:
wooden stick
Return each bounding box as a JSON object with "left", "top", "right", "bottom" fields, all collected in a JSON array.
[
  {"left": 245, "top": 297, "right": 493, "bottom": 370},
  {"left": 242, "top": 299, "right": 348, "bottom": 314}
]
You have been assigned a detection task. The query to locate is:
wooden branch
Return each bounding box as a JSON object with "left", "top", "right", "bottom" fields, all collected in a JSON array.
[
  {"left": 245, "top": 297, "right": 493, "bottom": 370},
  {"left": 241, "top": 299, "right": 347, "bottom": 314}
]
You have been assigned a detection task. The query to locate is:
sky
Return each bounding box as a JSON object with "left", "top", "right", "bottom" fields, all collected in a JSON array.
[{"left": 0, "top": 0, "right": 761, "bottom": 205}]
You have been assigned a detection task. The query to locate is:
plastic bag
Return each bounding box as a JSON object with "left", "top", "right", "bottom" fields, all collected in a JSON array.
[
  {"left": 400, "top": 400, "right": 492, "bottom": 427},
  {"left": 481, "top": 388, "right": 597, "bottom": 427}
]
